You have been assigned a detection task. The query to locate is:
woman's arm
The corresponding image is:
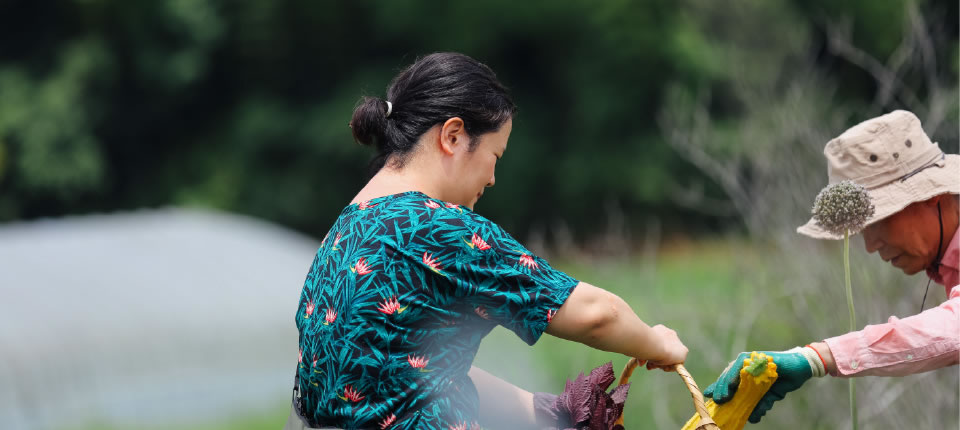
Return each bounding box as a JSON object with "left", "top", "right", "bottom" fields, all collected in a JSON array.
[
  {"left": 545, "top": 281, "right": 687, "bottom": 365},
  {"left": 469, "top": 366, "right": 537, "bottom": 429}
]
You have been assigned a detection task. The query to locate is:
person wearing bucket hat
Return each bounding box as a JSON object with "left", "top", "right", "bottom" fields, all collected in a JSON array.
[{"left": 704, "top": 110, "right": 960, "bottom": 424}]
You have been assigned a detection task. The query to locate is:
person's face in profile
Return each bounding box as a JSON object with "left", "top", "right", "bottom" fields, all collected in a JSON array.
[
  {"left": 862, "top": 196, "right": 947, "bottom": 274},
  {"left": 450, "top": 118, "right": 511, "bottom": 210}
]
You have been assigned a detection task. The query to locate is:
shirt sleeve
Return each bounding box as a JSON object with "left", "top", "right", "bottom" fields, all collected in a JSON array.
[
  {"left": 824, "top": 286, "right": 960, "bottom": 377},
  {"left": 394, "top": 204, "right": 580, "bottom": 345}
]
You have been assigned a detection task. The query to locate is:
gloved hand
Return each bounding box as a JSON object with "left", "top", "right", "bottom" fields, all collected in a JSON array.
[{"left": 703, "top": 346, "right": 826, "bottom": 423}]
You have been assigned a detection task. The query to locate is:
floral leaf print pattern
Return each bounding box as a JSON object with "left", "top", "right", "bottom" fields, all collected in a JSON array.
[
  {"left": 340, "top": 385, "right": 366, "bottom": 402},
  {"left": 351, "top": 257, "right": 373, "bottom": 275},
  {"left": 474, "top": 306, "right": 490, "bottom": 320},
  {"left": 378, "top": 414, "right": 397, "bottom": 429},
  {"left": 464, "top": 233, "right": 491, "bottom": 251},
  {"left": 294, "top": 191, "right": 579, "bottom": 429},
  {"left": 518, "top": 253, "right": 539, "bottom": 270},
  {"left": 407, "top": 355, "right": 433, "bottom": 372},
  {"left": 376, "top": 297, "right": 407, "bottom": 315},
  {"left": 324, "top": 308, "right": 337, "bottom": 325},
  {"left": 422, "top": 252, "right": 443, "bottom": 273}
]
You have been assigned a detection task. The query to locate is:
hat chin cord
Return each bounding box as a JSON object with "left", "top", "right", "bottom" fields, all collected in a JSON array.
[{"left": 919, "top": 201, "right": 944, "bottom": 312}]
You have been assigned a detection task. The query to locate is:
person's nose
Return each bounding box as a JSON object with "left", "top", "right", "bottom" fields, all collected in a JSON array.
[
  {"left": 486, "top": 173, "right": 495, "bottom": 188},
  {"left": 862, "top": 225, "right": 882, "bottom": 254}
]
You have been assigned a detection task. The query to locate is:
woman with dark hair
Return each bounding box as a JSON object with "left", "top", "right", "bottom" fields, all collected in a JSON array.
[{"left": 287, "top": 52, "right": 687, "bottom": 430}]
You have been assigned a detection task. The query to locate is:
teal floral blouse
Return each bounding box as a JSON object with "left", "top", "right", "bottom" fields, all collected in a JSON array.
[{"left": 294, "top": 191, "right": 579, "bottom": 429}]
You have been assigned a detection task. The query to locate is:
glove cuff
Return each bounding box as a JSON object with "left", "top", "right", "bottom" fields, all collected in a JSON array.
[{"left": 787, "top": 346, "right": 826, "bottom": 377}]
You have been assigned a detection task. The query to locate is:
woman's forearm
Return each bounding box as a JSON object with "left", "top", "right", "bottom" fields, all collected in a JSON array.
[
  {"left": 545, "top": 282, "right": 667, "bottom": 361},
  {"left": 469, "top": 366, "right": 537, "bottom": 429}
]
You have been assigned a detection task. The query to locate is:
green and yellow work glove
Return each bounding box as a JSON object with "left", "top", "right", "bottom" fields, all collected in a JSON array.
[{"left": 703, "top": 346, "right": 826, "bottom": 423}]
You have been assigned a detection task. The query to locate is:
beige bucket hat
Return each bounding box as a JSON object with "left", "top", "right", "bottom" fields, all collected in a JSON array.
[{"left": 798, "top": 110, "right": 960, "bottom": 240}]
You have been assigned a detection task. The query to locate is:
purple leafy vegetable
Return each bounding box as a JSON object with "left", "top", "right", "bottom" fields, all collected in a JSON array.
[{"left": 534, "top": 362, "right": 631, "bottom": 430}]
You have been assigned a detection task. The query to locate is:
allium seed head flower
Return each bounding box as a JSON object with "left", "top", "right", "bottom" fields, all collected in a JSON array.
[{"left": 811, "top": 180, "right": 875, "bottom": 236}]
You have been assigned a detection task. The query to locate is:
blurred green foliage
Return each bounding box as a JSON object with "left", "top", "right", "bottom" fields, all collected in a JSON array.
[{"left": 0, "top": 0, "right": 955, "bottom": 239}]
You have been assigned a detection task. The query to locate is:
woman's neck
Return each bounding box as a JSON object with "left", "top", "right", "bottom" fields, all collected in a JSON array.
[{"left": 350, "top": 166, "right": 442, "bottom": 204}]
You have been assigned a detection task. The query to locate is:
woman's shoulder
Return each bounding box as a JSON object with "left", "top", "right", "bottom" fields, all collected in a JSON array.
[
  {"left": 409, "top": 193, "right": 505, "bottom": 233},
  {"left": 328, "top": 191, "right": 514, "bottom": 253},
  {"left": 346, "top": 192, "right": 495, "bottom": 226}
]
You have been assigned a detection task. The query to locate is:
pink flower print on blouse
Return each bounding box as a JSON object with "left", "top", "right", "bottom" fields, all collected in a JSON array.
[
  {"left": 378, "top": 414, "right": 397, "bottom": 429},
  {"left": 474, "top": 306, "right": 490, "bottom": 320},
  {"left": 424, "top": 200, "right": 442, "bottom": 209},
  {"left": 324, "top": 308, "right": 337, "bottom": 325},
  {"left": 519, "top": 253, "right": 539, "bottom": 270},
  {"left": 304, "top": 301, "right": 315, "bottom": 319},
  {"left": 547, "top": 308, "right": 557, "bottom": 323},
  {"left": 377, "top": 297, "right": 407, "bottom": 315},
  {"left": 407, "top": 354, "right": 432, "bottom": 372},
  {"left": 340, "top": 385, "right": 365, "bottom": 402},
  {"left": 358, "top": 200, "right": 377, "bottom": 210},
  {"left": 351, "top": 257, "right": 373, "bottom": 275},
  {"left": 465, "top": 233, "right": 491, "bottom": 251},
  {"left": 444, "top": 202, "right": 463, "bottom": 213},
  {"left": 422, "top": 252, "right": 443, "bottom": 273},
  {"left": 331, "top": 233, "right": 342, "bottom": 251}
]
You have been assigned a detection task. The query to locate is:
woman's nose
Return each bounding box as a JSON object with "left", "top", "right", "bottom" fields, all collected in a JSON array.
[{"left": 486, "top": 174, "right": 495, "bottom": 188}]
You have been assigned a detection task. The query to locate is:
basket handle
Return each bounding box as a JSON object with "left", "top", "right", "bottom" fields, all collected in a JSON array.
[{"left": 614, "top": 358, "right": 719, "bottom": 429}]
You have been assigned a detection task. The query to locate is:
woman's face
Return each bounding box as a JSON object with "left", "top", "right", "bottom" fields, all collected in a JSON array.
[{"left": 453, "top": 118, "right": 511, "bottom": 209}]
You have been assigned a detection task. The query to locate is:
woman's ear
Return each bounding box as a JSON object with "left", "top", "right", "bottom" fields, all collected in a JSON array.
[{"left": 439, "top": 117, "right": 466, "bottom": 156}]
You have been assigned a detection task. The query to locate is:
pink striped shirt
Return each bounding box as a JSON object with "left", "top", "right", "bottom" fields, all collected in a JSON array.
[{"left": 824, "top": 229, "right": 960, "bottom": 377}]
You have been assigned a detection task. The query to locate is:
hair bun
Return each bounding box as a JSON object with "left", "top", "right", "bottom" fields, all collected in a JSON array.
[
  {"left": 351, "top": 52, "right": 516, "bottom": 174},
  {"left": 349, "top": 96, "right": 389, "bottom": 148}
]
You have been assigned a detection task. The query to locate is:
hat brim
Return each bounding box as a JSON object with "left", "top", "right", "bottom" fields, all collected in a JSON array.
[{"left": 798, "top": 154, "right": 960, "bottom": 240}]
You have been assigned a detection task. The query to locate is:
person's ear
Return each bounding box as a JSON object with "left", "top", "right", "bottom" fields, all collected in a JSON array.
[{"left": 439, "top": 117, "right": 466, "bottom": 156}]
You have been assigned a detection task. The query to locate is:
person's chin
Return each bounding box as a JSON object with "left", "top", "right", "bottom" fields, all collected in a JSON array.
[
  {"left": 894, "top": 258, "right": 924, "bottom": 275},
  {"left": 899, "top": 266, "right": 924, "bottom": 275}
]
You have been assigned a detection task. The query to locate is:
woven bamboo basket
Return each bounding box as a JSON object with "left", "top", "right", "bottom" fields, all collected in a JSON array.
[{"left": 614, "top": 358, "right": 721, "bottom": 430}]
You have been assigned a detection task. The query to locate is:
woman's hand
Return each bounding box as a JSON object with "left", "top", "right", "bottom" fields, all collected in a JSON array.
[{"left": 645, "top": 324, "right": 688, "bottom": 369}]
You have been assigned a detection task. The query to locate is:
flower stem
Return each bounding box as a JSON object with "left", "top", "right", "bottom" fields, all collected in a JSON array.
[{"left": 844, "top": 230, "right": 858, "bottom": 430}]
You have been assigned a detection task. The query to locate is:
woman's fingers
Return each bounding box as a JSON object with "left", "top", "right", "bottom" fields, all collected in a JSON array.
[
  {"left": 649, "top": 324, "right": 689, "bottom": 365},
  {"left": 645, "top": 362, "right": 678, "bottom": 372}
]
